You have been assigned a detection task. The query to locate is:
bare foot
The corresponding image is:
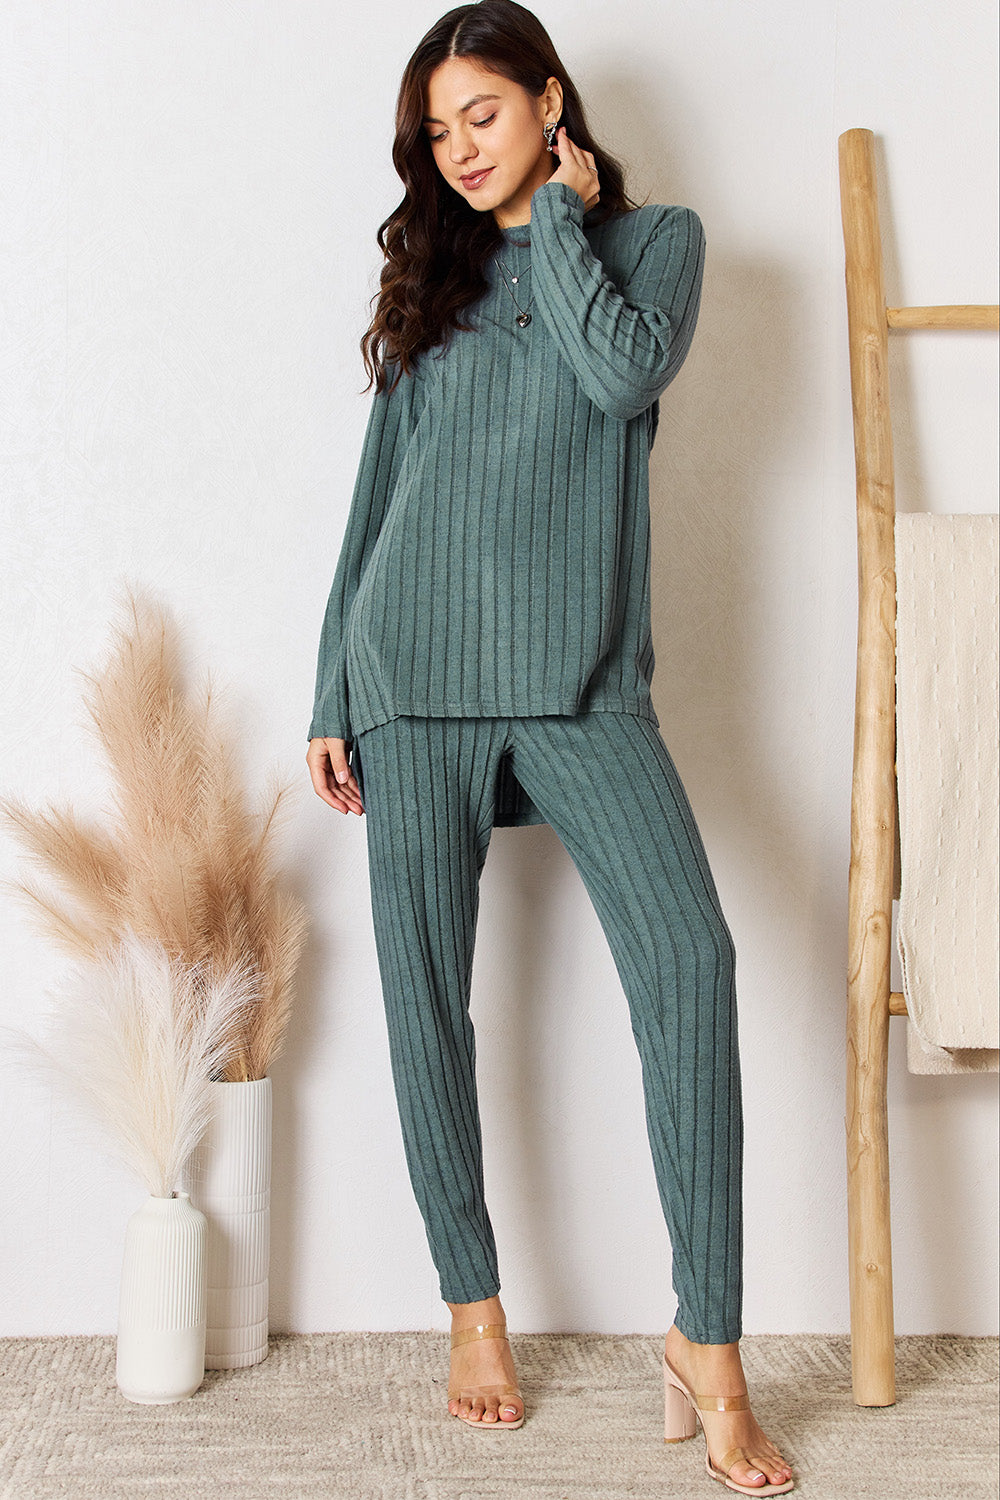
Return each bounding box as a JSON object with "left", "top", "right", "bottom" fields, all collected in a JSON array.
[
  {"left": 446, "top": 1294, "right": 524, "bottom": 1425},
  {"left": 663, "top": 1324, "right": 793, "bottom": 1490}
]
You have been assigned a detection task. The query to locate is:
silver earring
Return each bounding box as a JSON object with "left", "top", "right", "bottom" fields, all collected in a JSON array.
[{"left": 543, "top": 121, "right": 559, "bottom": 152}]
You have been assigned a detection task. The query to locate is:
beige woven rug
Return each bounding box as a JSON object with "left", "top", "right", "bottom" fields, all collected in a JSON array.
[{"left": 1, "top": 1333, "right": 997, "bottom": 1499}]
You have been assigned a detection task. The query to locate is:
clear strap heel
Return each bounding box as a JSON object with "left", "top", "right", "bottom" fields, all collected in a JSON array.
[
  {"left": 663, "top": 1352, "right": 794, "bottom": 1494},
  {"left": 447, "top": 1321, "right": 525, "bottom": 1430}
]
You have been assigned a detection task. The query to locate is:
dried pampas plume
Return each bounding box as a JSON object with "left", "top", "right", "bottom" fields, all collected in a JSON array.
[
  {"left": 0, "top": 585, "right": 308, "bottom": 1081},
  {"left": 1, "top": 932, "right": 263, "bottom": 1197}
]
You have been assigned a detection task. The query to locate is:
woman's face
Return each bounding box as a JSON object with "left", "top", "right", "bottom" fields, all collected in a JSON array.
[{"left": 422, "top": 56, "right": 562, "bottom": 229}]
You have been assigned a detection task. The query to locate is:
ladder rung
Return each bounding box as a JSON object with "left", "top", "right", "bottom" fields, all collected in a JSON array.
[{"left": 887, "top": 305, "right": 999, "bottom": 330}]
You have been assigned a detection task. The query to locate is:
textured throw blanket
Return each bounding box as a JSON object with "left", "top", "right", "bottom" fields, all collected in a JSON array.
[{"left": 894, "top": 513, "right": 1000, "bottom": 1074}]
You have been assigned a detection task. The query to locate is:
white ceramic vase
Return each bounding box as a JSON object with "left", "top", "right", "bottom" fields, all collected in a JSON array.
[
  {"left": 182, "top": 1075, "right": 271, "bottom": 1368},
  {"left": 116, "top": 1189, "right": 207, "bottom": 1404}
]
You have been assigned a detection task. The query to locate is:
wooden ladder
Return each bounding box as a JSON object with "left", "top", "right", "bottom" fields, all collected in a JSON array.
[{"left": 838, "top": 125, "right": 998, "bottom": 1408}]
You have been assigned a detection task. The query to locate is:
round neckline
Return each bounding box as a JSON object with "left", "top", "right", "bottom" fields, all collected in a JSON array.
[{"left": 499, "top": 225, "right": 531, "bottom": 255}]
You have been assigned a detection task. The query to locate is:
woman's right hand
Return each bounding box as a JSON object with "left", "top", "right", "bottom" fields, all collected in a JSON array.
[
  {"left": 545, "top": 127, "right": 600, "bottom": 212},
  {"left": 307, "top": 736, "right": 364, "bottom": 816}
]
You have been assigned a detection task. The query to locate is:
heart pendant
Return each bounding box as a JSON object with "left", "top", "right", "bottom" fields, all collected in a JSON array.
[{"left": 517, "top": 313, "right": 532, "bottom": 328}]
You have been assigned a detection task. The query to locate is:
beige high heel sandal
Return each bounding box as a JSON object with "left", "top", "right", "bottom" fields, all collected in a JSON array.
[
  {"left": 447, "top": 1321, "right": 525, "bottom": 1429},
  {"left": 663, "top": 1351, "right": 794, "bottom": 1494}
]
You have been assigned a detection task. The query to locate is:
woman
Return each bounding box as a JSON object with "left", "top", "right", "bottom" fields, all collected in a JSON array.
[{"left": 306, "top": 2, "right": 794, "bottom": 1492}]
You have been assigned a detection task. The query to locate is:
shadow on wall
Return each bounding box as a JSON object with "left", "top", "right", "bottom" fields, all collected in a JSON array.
[{"left": 588, "top": 67, "right": 817, "bottom": 900}]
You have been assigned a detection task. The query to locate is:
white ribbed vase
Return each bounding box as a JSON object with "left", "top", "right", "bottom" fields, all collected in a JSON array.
[
  {"left": 182, "top": 1076, "right": 271, "bottom": 1369},
  {"left": 116, "top": 1190, "right": 207, "bottom": 1404}
]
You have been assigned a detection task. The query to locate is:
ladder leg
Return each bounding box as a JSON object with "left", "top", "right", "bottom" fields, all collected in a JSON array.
[
  {"left": 840, "top": 126, "right": 899, "bottom": 1405},
  {"left": 846, "top": 924, "right": 896, "bottom": 1405}
]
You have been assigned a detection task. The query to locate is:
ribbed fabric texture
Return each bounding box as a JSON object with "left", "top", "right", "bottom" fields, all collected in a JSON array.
[
  {"left": 357, "top": 712, "right": 743, "bottom": 1343},
  {"left": 308, "top": 180, "right": 705, "bottom": 825}
]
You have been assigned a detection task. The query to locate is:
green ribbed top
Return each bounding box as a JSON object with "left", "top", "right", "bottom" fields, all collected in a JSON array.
[{"left": 309, "top": 179, "right": 705, "bottom": 825}]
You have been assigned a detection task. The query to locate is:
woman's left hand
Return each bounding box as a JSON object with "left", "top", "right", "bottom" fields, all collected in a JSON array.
[{"left": 544, "top": 127, "right": 600, "bottom": 212}]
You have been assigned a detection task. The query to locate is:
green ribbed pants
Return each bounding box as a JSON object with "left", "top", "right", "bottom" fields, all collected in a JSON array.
[{"left": 353, "top": 712, "right": 743, "bottom": 1344}]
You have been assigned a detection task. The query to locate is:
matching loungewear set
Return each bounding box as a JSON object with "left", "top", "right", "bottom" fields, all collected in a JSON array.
[{"left": 308, "top": 179, "right": 744, "bottom": 1344}]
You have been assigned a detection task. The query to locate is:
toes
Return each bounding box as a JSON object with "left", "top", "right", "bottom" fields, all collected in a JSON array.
[
  {"left": 449, "top": 1393, "right": 523, "bottom": 1426},
  {"left": 733, "top": 1455, "right": 792, "bottom": 1487},
  {"left": 759, "top": 1446, "right": 792, "bottom": 1481},
  {"left": 734, "top": 1465, "right": 767, "bottom": 1488},
  {"left": 726, "top": 1453, "right": 780, "bottom": 1488}
]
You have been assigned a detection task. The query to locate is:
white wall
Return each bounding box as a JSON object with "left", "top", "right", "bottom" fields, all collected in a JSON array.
[{"left": 1, "top": 0, "right": 996, "bottom": 1338}]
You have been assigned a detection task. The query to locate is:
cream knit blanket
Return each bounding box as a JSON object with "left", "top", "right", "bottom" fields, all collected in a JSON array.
[{"left": 894, "top": 513, "right": 1000, "bottom": 1074}]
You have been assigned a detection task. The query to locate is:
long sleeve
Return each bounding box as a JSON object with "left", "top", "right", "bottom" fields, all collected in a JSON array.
[
  {"left": 308, "top": 359, "right": 421, "bottom": 742},
  {"left": 528, "top": 180, "right": 705, "bottom": 422}
]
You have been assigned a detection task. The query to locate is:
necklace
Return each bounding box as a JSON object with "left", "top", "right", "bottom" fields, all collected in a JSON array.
[{"left": 494, "top": 254, "right": 532, "bottom": 327}]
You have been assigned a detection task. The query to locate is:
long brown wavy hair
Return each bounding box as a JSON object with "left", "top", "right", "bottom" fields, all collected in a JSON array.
[{"left": 361, "top": 0, "right": 640, "bottom": 394}]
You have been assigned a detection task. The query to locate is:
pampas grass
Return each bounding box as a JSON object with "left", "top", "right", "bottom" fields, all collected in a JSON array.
[
  {"left": 1, "top": 931, "right": 262, "bottom": 1198},
  {"left": 0, "top": 585, "right": 309, "bottom": 1081}
]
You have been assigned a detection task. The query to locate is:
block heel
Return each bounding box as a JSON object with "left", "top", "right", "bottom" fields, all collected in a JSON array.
[{"left": 663, "top": 1354, "right": 698, "bottom": 1441}]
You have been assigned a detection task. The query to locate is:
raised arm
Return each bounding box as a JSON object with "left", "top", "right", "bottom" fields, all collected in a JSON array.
[
  {"left": 308, "top": 359, "right": 421, "bottom": 743},
  {"left": 528, "top": 180, "right": 705, "bottom": 422}
]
